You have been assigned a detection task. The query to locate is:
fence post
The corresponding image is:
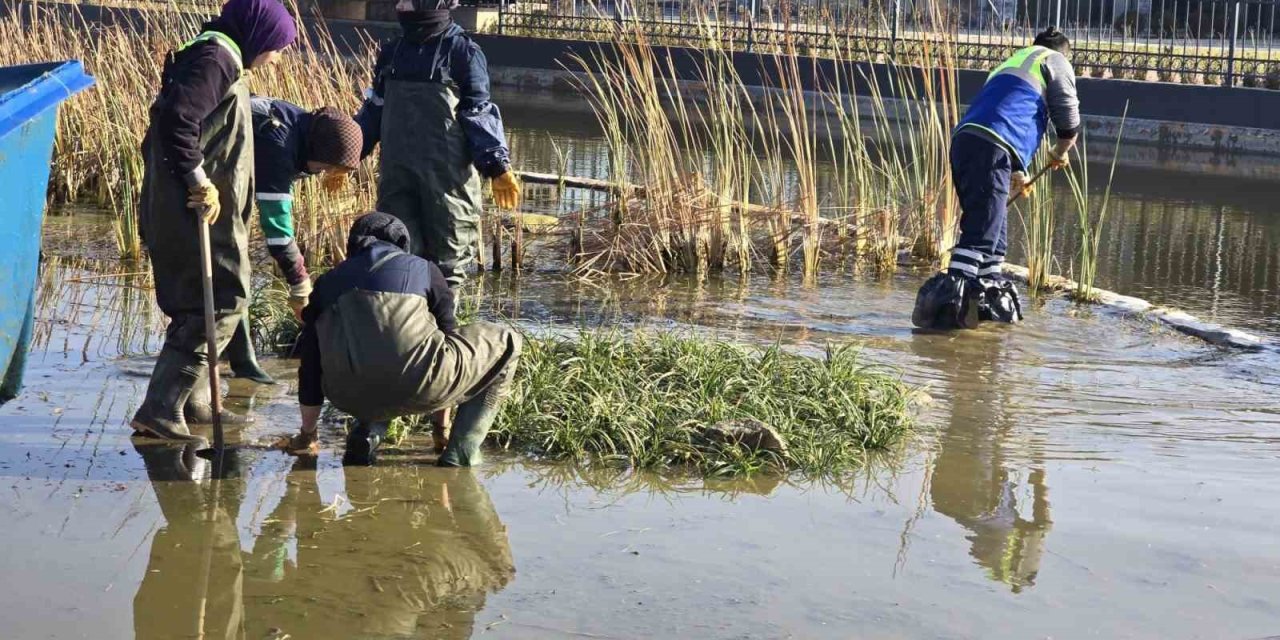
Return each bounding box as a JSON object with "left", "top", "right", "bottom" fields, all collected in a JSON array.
[
  {"left": 890, "top": 0, "right": 901, "bottom": 55},
  {"left": 1054, "top": 0, "right": 1063, "bottom": 27},
  {"left": 1226, "top": 1, "right": 1241, "bottom": 86},
  {"left": 747, "top": 0, "right": 757, "bottom": 52},
  {"left": 497, "top": 0, "right": 504, "bottom": 35}
]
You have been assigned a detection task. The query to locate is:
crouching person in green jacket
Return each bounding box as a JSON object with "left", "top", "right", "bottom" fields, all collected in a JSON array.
[{"left": 287, "top": 212, "right": 521, "bottom": 466}]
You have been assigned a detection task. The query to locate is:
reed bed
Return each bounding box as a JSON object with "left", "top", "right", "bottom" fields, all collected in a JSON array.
[
  {"left": 1064, "top": 105, "right": 1128, "bottom": 302},
  {"left": 564, "top": 7, "right": 963, "bottom": 280},
  {"left": 16, "top": 2, "right": 1119, "bottom": 296},
  {"left": 0, "top": 1, "right": 376, "bottom": 262}
]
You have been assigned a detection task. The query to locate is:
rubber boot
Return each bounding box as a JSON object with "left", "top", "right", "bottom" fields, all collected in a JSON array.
[
  {"left": 438, "top": 363, "right": 516, "bottom": 468},
  {"left": 912, "top": 272, "right": 982, "bottom": 330},
  {"left": 130, "top": 347, "right": 206, "bottom": 442},
  {"left": 186, "top": 366, "right": 253, "bottom": 426},
  {"left": 343, "top": 420, "right": 388, "bottom": 466},
  {"left": 978, "top": 278, "right": 1024, "bottom": 323},
  {"left": 226, "top": 314, "right": 275, "bottom": 385}
]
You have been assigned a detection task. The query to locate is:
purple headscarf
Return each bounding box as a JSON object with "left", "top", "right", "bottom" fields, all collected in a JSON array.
[{"left": 205, "top": 0, "right": 298, "bottom": 68}]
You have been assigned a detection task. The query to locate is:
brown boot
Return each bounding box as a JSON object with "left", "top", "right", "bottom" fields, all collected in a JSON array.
[
  {"left": 130, "top": 347, "right": 205, "bottom": 442},
  {"left": 185, "top": 366, "right": 253, "bottom": 426}
]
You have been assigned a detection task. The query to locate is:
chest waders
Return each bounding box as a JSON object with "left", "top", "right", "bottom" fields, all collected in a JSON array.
[
  {"left": 376, "top": 44, "right": 483, "bottom": 290},
  {"left": 314, "top": 250, "right": 520, "bottom": 466},
  {"left": 133, "top": 32, "right": 254, "bottom": 440}
]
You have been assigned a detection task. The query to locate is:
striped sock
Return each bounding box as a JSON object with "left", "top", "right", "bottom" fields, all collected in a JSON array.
[{"left": 947, "top": 247, "right": 983, "bottom": 278}]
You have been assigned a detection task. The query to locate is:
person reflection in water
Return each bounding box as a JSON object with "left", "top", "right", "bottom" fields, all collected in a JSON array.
[
  {"left": 133, "top": 446, "right": 514, "bottom": 638},
  {"left": 132, "top": 441, "right": 246, "bottom": 639},
  {"left": 242, "top": 461, "right": 515, "bottom": 638},
  {"left": 919, "top": 332, "right": 1053, "bottom": 593}
]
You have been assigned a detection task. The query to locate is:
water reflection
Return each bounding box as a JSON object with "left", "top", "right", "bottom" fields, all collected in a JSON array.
[
  {"left": 132, "top": 447, "right": 514, "bottom": 639},
  {"left": 912, "top": 331, "right": 1052, "bottom": 593},
  {"left": 133, "top": 442, "right": 245, "bottom": 639}
]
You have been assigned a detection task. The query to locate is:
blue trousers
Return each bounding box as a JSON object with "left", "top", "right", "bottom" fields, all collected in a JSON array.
[{"left": 948, "top": 132, "right": 1012, "bottom": 279}]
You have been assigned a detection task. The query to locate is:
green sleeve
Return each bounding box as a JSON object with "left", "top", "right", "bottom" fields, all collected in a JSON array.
[{"left": 256, "top": 195, "right": 294, "bottom": 241}]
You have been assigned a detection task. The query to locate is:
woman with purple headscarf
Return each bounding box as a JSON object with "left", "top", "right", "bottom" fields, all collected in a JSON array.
[{"left": 133, "top": 0, "right": 297, "bottom": 442}]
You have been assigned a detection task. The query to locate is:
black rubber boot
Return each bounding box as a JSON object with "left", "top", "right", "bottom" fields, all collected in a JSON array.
[
  {"left": 227, "top": 314, "right": 275, "bottom": 385},
  {"left": 186, "top": 366, "right": 254, "bottom": 426},
  {"left": 978, "top": 278, "right": 1025, "bottom": 323},
  {"left": 130, "top": 347, "right": 206, "bottom": 442},
  {"left": 343, "top": 420, "right": 389, "bottom": 466},
  {"left": 911, "top": 272, "right": 982, "bottom": 330}
]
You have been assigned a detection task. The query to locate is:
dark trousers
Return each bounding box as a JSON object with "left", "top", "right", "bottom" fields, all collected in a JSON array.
[{"left": 948, "top": 131, "right": 1012, "bottom": 279}]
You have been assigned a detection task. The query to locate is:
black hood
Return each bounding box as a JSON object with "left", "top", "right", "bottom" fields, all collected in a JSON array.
[{"left": 347, "top": 212, "right": 411, "bottom": 256}]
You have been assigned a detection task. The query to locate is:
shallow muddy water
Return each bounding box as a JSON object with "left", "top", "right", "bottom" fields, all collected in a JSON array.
[
  {"left": 3, "top": 243, "right": 1278, "bottom": 638},
  {"left": 5, "top": 92, "right": 1280, "bottom": 638}
]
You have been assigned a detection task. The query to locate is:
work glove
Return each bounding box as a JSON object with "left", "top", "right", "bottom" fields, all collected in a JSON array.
[
  {"left": 491, "top": 171, "right": 522, "bottom": 211},
  {"left": 288, "top": 279, "right": 312, "bottom": 321},
  {"left": 188, "top": 178, "right": 221, "bottom": 225},
  {"left": 1048, "top": 142, "right": 1073, "bottom": 170},
  {"left": 1010, "top": 171, "right": 1033, "bottom": 199},
  {"left": 321, "top": 170, "right": 348, "bottom": 194}
]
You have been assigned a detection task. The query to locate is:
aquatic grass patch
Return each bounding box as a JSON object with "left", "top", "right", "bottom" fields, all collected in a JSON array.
[{"left": 492, "top": 331, "right": 917, "bottom": 477}]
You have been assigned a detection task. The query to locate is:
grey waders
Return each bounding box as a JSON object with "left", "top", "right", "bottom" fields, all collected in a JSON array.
[
  {"left": 134, "top": 40, "right": 254, "bottom": 441},
  {"left": 376, "top": 78, "right": 483, "bottom": 289}
]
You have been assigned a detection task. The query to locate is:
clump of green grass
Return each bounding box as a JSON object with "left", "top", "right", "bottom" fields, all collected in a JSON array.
[{"left": 492, "top": 331, "right": 916, "bottom": 477}]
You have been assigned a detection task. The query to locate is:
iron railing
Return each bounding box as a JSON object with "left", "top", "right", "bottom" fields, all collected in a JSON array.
[{"left": 494, "top": 0, "right": 1280, "bottom": 86}]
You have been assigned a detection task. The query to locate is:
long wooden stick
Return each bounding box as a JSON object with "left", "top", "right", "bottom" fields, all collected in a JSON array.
[
  {"left": 1007, "top": 163, "right": 1053, "bottom": 206},
  {"left": 197, "top": 220, "right": 224, "bottom": 456}
]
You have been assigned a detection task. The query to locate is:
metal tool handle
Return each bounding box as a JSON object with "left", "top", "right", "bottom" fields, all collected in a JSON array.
[{"left": 197, "top": 219, "right": 224, "bottom": 456}]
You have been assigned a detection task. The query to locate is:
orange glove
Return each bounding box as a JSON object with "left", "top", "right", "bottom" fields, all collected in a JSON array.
[
  {"left": 491, "top": 171, "right": 522, "bottom": 211},
  {"left": 1048, "top": 140, "right": 1073, "bottom": 170},
  {"left": 1010, "top": 171, "right": 1033, "bottom": 199},
  {"left": 188, "top": 179, "right": 221, "bottom": 225}
]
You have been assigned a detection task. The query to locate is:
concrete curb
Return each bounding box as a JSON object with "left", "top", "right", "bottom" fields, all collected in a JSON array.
[{"left": 1001, "top": 264, "right": 1270, "bottom": 352}]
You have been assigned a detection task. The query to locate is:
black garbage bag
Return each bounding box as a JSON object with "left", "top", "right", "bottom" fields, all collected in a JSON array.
[
  {"left": 978, "top": 278, "right": 1024, "bottom": 323},
  {"left": 912, "top": 272, "right": 982, "bottom": 330}
]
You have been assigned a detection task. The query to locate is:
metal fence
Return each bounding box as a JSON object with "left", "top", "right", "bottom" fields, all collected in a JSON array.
[{"left": 494, "top": 0, "right": 1280, "bottom": 86}]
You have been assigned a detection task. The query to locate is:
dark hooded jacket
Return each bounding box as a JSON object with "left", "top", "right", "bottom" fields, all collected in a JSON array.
[{"left": 297, "top": 213, "right": 456, "bottom": 408}]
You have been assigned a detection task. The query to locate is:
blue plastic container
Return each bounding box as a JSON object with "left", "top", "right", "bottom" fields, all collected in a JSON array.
[{"left": 0, "top": 60, "right": 95, "bottom": 404}]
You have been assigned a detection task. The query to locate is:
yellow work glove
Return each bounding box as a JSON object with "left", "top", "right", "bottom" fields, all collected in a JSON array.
[
  {"left": 491, "top": 171, "right": 522, "bottom": 211},
  {"left": 321, "top": 170, "right": 348, "bottom": 194},
  {"left": 288, "top": 280, "right": 312, "bottom": 321},
  {"left": 1048, "top": 143, "right": 1072, "bottom": 170},
  {"left": 1010, "top": 171, "right": 1033, "bottom": 199},
  {"left": 187, "top": 178, "right": 221, "bottom": 225}
]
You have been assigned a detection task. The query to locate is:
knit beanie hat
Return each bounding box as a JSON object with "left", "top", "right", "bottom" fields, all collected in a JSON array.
[{"left": 306, "top": 107, "right": 363, "bottom": 171}]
